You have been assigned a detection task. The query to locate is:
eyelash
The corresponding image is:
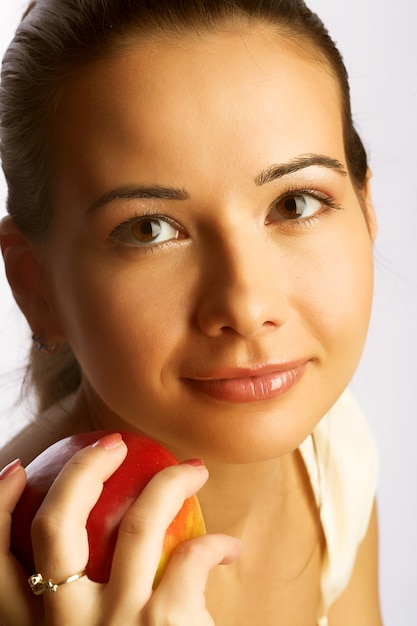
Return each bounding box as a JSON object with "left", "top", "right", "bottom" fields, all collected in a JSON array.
[
  {"left": 107, "top": 211, "right": 183, "bottom": 251},
  {"left": 106, "top": 187, "right": 343, "bottom": 249},
  {"left": 267, "top": 186, "right": 343, "bottom": 229}
]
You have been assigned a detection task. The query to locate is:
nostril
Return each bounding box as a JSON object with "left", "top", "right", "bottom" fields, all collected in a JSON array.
[{"left": 195, "top": 244, "right": 291, "bottom": 338}]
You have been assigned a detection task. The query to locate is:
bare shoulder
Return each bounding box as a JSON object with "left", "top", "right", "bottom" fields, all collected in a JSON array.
[
  {"left": 327, "top": 500, "right": 384, "bottom": 626},
  {"left": 0, "top": 393, "right": 92, "bottom": 468}
]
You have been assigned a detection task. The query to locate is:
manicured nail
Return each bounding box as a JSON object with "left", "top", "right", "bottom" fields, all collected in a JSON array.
[
  {"left": 180, "top": 458, "right": 206, "bottom": 468},
  {"left": 0, "top": 458, "right": 22, "bottom": 480},
  {"left": 92, "top": 433, "right": 123, "bottom": 450}
]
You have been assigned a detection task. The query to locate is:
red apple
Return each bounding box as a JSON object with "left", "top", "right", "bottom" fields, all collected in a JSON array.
[{"left": 11, "top": 431, "right": 206, "bottom": 587}]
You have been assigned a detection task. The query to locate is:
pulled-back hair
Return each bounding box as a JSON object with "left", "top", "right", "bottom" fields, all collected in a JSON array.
[{"left": 0, "top": 0, "right": 368, "bottom": 411}]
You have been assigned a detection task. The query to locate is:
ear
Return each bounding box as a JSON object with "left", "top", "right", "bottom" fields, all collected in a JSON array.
[
  {"left": 362, "top": 168, "right": 377, "bottom": 242},
  {"left": 0, "top": 216, "right": 63, "bottom": 341}
]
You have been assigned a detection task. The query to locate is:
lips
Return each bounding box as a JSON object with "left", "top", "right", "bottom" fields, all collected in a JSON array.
[{"left": 184, "top": 360, "right": 308, "bottom": 403}]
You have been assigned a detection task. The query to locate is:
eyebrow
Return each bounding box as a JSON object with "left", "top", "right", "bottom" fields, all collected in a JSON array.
[
  {"left": 254, "top": 154, "right": 347, "bottom": 186},
  {"left": 87, "top": 153, "right": 346, "bottom": 214},
  {"left": 87, "top": 184, "right": 190, "bottom": 214}
]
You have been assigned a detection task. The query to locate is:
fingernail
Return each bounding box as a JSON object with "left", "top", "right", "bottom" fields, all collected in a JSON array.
[
  {"left": 92, "top": 432, "right": 123, "bottom": 450},
  {"left": 0, "top": 458, "right": 21, "bottom": 480},
  {"left": 180, "top": 458, "right": 205, "bottom": 468}
]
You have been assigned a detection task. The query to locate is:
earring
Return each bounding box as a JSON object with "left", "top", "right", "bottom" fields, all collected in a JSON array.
[{"left": 32, "top": 334, "right": 57, "bottom": 353}]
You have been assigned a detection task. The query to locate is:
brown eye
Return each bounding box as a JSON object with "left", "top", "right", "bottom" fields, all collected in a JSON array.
[
  {"left": 131, "top": 219, "right": 163, "bottom": 243},
  {"left": 110, "top": 216, "right": 182, "bottom": 247},
  {"left": 270, "top": 193, "right": 323, "bottom": 221}
]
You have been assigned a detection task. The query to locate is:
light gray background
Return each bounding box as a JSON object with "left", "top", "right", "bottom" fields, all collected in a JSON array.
[{"left": 0, "top": 2, "right": 416, "bottom": 623}]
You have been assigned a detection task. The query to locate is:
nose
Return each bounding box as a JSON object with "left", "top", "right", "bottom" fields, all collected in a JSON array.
[{"left": 195, "top": 230, "right": 290, "bottom": 339}]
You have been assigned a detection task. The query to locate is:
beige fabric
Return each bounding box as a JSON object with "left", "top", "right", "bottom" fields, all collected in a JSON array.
[{"left": 299, "top": 389, "right": 379, "bottom": 625}]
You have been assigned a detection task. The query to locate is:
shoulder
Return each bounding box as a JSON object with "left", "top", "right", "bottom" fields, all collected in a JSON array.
[
  {"left": 300, "top": 388, "right": 378, "bottom": 514},
  {"left": 319, "top": 388, "right": 378, "bottom": 523},
  {"left": 327, "top": 500, "right": 383, "bottom": 625},
  {"left": 0, "top": 393, "right": 91, "bottom": 468},
  {"left": 299, "top": 388, "right": 379, "bottom": 617}
]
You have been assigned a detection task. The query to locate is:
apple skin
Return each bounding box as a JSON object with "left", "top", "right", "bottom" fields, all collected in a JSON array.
[{"left": 10, "top": 431, "right": 206, "bottom": 587}]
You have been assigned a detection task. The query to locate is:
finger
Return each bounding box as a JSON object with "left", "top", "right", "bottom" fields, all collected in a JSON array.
[
  {"left": 31, "top": 433, "right": 127, "bottom": 584},
  {"left": 146, "top": 533, "right": 242, "bottom": 626},
  {"left": 106, "top": 461, "right": 209, "bottom": 610},
  {"left": 0, "top": 461, "right": 41, "bottom": 626},
  {"left": 0, "top": 459, "right": 26, "bottom": 553}
]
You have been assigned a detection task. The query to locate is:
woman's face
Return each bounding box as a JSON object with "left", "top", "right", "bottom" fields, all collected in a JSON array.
[{"left": 43, "top": 27, "right": 375, "bottom": 463}]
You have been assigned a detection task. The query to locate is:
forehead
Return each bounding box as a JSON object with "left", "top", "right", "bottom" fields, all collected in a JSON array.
[{"left": 54, "top": 27, "right": 345, "bottom": 193}]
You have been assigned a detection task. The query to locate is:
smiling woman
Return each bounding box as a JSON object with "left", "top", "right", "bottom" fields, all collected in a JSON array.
[
  {"left": 39, "top": 30, "right": 375, "bottom": 466},
  {"left": 0, "top": 2, "right": 386, "bottom": 626}
]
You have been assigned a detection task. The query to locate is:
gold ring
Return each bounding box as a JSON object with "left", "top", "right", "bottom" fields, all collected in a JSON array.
[{"left": 28, "top": 570, "right": 87, "bottom": 596}]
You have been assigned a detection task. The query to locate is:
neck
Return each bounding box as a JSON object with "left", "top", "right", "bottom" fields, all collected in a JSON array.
[
  {"left": 72, "top": 386, "right": 305, "bottom": 537},
  {"left": 196, "top": 452, "right": 302, "bottom": 537}
]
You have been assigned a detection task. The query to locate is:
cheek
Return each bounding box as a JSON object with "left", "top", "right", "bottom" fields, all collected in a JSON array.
[
  {"left": 300, "top": 223, "right": 374, "bottom": 363},
  {"left": 49, "top": 247, "right": 189, "bottom": 390}
]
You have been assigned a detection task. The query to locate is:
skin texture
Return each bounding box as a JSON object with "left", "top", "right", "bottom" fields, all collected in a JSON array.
[
  {"left": 45, "top": 28, "right": 375, "bottom": 463},
  {"left": 0, "top": 25, "right": 382, "bottom": 626}
]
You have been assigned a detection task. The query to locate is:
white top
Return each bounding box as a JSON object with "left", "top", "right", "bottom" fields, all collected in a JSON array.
[{"left": 299, "top": 389, "right": 379, "bottom": 625}]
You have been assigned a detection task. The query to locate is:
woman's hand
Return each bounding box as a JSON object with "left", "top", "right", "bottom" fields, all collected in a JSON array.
[
  {"left": 0, "top": 434, "right": 241, "bottom": 625},
  {"left": 0, "top": 460, "right": 43, "bottom": 625}
]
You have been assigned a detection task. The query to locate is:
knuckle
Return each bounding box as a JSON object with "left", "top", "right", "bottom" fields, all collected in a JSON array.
[
  {"left": 118, "top": 509, "right": 155, "bottom": 539},
  {"left": 138, "top": 604, "right": 156, "bottom": 626},
  {"left": 141, "top": 602, "right": 181, "bottom": 626},
  {"left": 31, "top": 511, "right": 63, "bottom": 544},
  {"left": 117, "top": 465, "right": 199, "bottom": 542},
  {"left": 174, "top": 536, "right": 212, "bottom": 560},
  {"left": 65, "top": 450, "right": 95, "bottom": 473}
]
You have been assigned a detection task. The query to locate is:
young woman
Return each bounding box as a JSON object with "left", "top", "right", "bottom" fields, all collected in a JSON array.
[{"left": 0, "top": 1, "right": 383, "bottom": 624}]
